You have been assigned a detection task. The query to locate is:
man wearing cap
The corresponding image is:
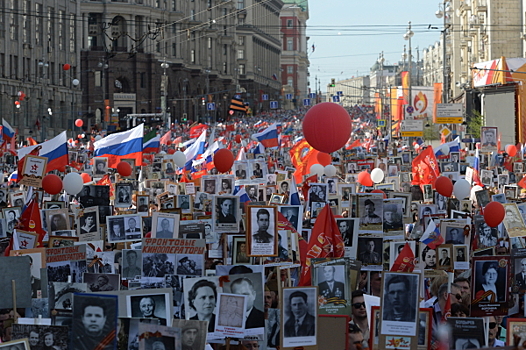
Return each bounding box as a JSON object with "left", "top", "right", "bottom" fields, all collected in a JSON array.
[
  {"left": 360, "top": 199, "right": 382, "bottom": 226},
  {"left": 383, "top": 204, "right": 402, "bottom": 231},
  {"left": 181, "top": 324, "right": 199, "bottom": 350},
  {"left": 177, "top": 257, "right": 195, "bottom": 275}
]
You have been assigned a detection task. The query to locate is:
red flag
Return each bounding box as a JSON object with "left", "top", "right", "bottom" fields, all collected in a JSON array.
[
  {"left": 160, "top": 131, "right": 171, "bottom": 145},
  {"left": 389, "top": 243, "right": 415, "bottom": 272},
  {"left": 277, "top": 212, "right": 307, "bottom": 265},
  {"left": 441, "top": 293, "right": 451, "bottom": 323},
  {"left": 17, "top": 195, "right": 45, "bottom": 247},
  {"left": 301, "top": 174, "right": 318, "bottom": 202},
  {"left": 189, "top": 124, "right": 209, "bottom": 138},
  {"left": 27, "top": 137, "right": 38, "bottom": 146},
  {"left": 346, "top": 139, "right": 361, "bottom": 150},
  {"left": 518, "top": 175, "right": 526, "bottom": 189},
  {"left": 411, "top": 146, "right": 441, "bottom": 186},
  {"left": 298, "top": 204, "right": 345, "bottom": 286},
  {"left": 289, "top": 139, "right": 315, "bottom": 184}
]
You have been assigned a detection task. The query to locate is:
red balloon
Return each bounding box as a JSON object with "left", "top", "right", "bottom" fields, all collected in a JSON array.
[
  {"left": 357, "top": 171, "right": 373, "bottom": 187},
  {"left": 435, "top": 176, "right": 453, "bottom": 197},
  {"left": 75, "top": 119, "right": 83, "bottom": 127},
  {"left": 63, "top": 63, "right": 71, "bottom": 71},
  {"left": 371, "top": 189, "right": 387, "bottom": 199},
  {"left": 213, "top": 148, "right": 234, "bottom": 173},
  {"left": 167, "top": 148, "right": 175, "bottom": 154},
  {"left": 303, "top": 102, "right": 351, "bottom": 153},
  {"left": 484, "top": 201, "right": 505, "bottom": 227},
  {"left": 117, "top": 161, "right": 132, "bottom": 177},
  {"left": 235, "top": 135, "right": 242, "bottom": 144},
  {"left": 42, "top": 174, "right": 63, "bottom": 195},
  {"left": 57, "top": 166, "right": 66, "bottom": 173},
  {"left": 80, "top": 173, "right": 92, "bottom": 183},
  {"left": 317, "top": 152, "right": 332, "bottom": 166},
  {"left": 506, "top": 144, "right": 517, "bottom": 157}
]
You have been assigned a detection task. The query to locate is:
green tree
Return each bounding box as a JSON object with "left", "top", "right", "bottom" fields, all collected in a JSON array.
[
  {"left": 466, "top": 109, "right": 482, "bottom": 138},
  {"left": 424, "top": 118, "right": 440, "bottom": 140}
]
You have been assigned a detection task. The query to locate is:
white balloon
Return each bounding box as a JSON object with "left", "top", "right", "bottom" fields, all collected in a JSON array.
[
  {"left": 324, "top": 164, "right": 337, "bottom": 177},
  {"left": 453, "top": 179, "right": 471, "bottom": 199},
  {"left": 441, "top": 143, "right": 450, "bottom": 155},
  {"left": 470, "top": 185, "right": 483, "bottom": 202},
  {"left": 310, "top": 164, "right": 324, "bottom": 176},
  {"left": 173, "top": 151, "right": 186, "bottom": 168},
  {"left": 63, "top": 172, "right": 84, "bottom": 195},
  {"left": 371, "top": 168, "right": 385, "bottom": 183}
]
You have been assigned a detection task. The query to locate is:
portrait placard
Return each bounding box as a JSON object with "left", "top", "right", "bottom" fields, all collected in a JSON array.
[
  {"left": 281, "top": 287, "right": 318, "bottom": 348},
  {"left": 214, "top": 293, "right": 247, "bottom": 337},
  {"left": 182, "top": 276, "right": 223, "bottom": 334},
  {"left": 212, "top": 196, "right": 240, "bottom": 233},
  {"left": 480, "top": 126, "right": 498, "bottom": 153},
  {"left": 137, "top": 321, "right": 180, "bottom": 350},
  {"left": 247, "top": 205, "right": 278, "bottom": 257},
  {"left": 151, "top": 212, "right": 180, "bottom": 239},
  {"left": 76, "top": 206, "right": 101, "bottom": 242},
  {"left": 126, "top": 292, "right": 172, "bottom": 327},
  {"left": 19, "top": 155, "right": 48, "bottom": 187},
  {"left": 311, "top": 258, "right": 350, "bottom": 316},
  {"left": 470, "top": 256, "right": 510, "bottom": 316}
]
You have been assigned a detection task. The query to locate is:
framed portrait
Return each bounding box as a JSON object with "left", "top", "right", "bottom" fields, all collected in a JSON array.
[
  {"left": 441, "top": 220, "right": 467, "bottom": 245},
  {"left": 380, "top": 272, "right": 420, "bottom": 336},
  {"left": 19, "top": 155, "right": 47, "bottom": 187},
  {"left": 12, "top": 325, "right": 67, "bottom": 349},
  {"left": 136, "top": 195, "right": 150, "bottom": 215},
  {"left": 44, "top": 201, "right": 65, "bottom": 210},
  {"left": 10, "top": 191, "right": 26, "bottom": 208},
  {"left": 514, "top": 162, "right": 524, "bottom": 173},
  {"left": 369, "top": 305, "right": 381, "bottom": 349},
  {"left": 418, "top": 204, "right": 437, "bottom": 226},
  {"left": 307, "top": 183, "right": 328, "bottom": 211},
  {"left": 0, "top": 188, "right": 7, "bottom": 207},
  {"left": 71, "top": 293, "right": 118, "bottom": 348},
  {"left": 382, "top": 199, "right": 404, "bottom": 232},
  {"left": 453, "top": 245, "right": 469, "bottom": 270},
  {"left": 115, "top": 183, "right": 133, "bottom": 208},
  {"left": 122, "top": 249, "right": 142, "bottom": 279},
  {"left": 470, "top": 256, "right": 510, "bottom": 316},
  {"left": 417, "top": 308, "right": 432, "bottom": 350},
  {"left": 503, "top": 203, "right": 526, "bottom": 237},
  {"left": 120, "top": 214, "right": 143, "bottom": 241},
  {"left": 312, "top": 259, "right": 350, "bottom": 315},
  {"left": 214, "top": 293, "right": 247, "bottom": 336},
  {"left": 201, "top": 176, "right": 217, "bottom": 195},
  {"left": 357, "top": 235, "right": 383, "bottom": 266},
  {"left": 389, "top": 192, "right": 412, "bottom": 218},
  {"left": 49, "top": 235, "right": 79, "bottom": 248},
  {"left": 162, "top": 159, "right": 176, "bottom": 177},
  {"left": 151, "top": 212, "right": 180, "bottom": 239},
  {"left": 389, "top": 241, "right": 416, "bottom": 270},
  {"left": 234, "top": 160, "right": 249, "bottom": 180},
  {"left": 172, "top": 319, "right": 208, "bottom": 350},
  {"left": 76, "top": 206, "right": 100, "bottom": 241},
  {"left": 182, "top": 276, "right": 222, "bottom": 333},
  {"left": 83, "top": 273, "right": 119, "bottom": 292},
  {"left": 480, "top": 126, "right": 498, "bottom": 153},
  {"left": 357, "top": 195, "right": 383, "bottom": 232},
  {"left": 281, "top": 287, "right": 318, "bottom": 348},
  {"left": 278, "top": 205, "right": 303, "bottom": 233},
  {"left": 13, "top": 229, "right": 39, "bottom": 250},
  {"left": 336, "top": 217, "right": 358, "bottom": 253},
  {"left": 269, "top": 193, "right": 286, "bottom": 204},
  {"left": 212, "top": 196, "right": 240, "bottom": 233},
  {"left": 218, "top": 176, "right": 235, "bottom": 195},
  {"left": 126, "top": 292, "right": 172, "bottom": 326},
  {"left": 232, "top": 236, "right": 251, "bottom": 265},
  {"left": 504, "top": 185, "right": 519, "bottom": 199},
  {"left": 176, "top": 195, "right": 192, "bottom": 214},
  {"left": 436, "top": 244, "right": 453, "bottom": 270},
  {"left": 93, "top": 157, "right": 109, "bottom": 176},
  {"left": 422, "top": 184, "right": 433, "bottom": 203},
  {"left": 106, "top": 215, "right": 126, "bottom": 242},
  {"left": 249, "top": 159, "right": 266, "bottom": 180},
  {"left": 247, "top": 205, "right": 278, "bottom": 257}
]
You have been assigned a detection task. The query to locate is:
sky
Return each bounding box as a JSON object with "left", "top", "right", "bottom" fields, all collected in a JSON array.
[{"left": 306, "top": 0, "right": 446, "bottom": 93}]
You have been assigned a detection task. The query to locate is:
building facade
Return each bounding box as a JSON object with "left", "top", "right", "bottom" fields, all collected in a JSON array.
[{"left": 280, "top": 0, "right": 309, "bottom": 110}]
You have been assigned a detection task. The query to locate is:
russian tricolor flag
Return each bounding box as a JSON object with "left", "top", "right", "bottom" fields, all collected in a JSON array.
[
  {"left": 143, "top": 130, "right": 160, "bottom": 154},
  {"left": 94, "top": 124, "right": 144, "bottom": 168},
  {"left": 184, "top": 129, "right": 207, "bottom": 171},
  {"left": 250, "top": 142, "right": 265, "bottom": 155},
  {"left": 251, "top": 123, "right": 279, "bottom": 148},
  {"left": 17, "top": 131, "right": 68, "bottom": 173},
  {"left": 289, "top": 177, "right": 301, "bottom": 205},
  {"left": 435, "top": 136, "right": 460, "bottom": 158},
  {"left": 419, "top": 219, "right": 444, "bottom": 249},
  {"left": 2, "top": 118, "right": 15, "bottom": 142},
  {"left": 234, "top": 186, "right": 251, "bottom": 203}
]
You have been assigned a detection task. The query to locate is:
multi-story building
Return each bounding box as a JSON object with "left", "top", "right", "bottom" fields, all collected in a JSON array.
[
  {"left": 80, "top": 0, "right": 241, "bottom": 130},
  {"left": 0, "top": 0, "right": 82, "bottom": 141},
  {"left": 326, "top": 76, "right": 371, "bottom": 107},
  {"left": 235, "top": 0, "right": 283, "bottom": 113},
  {"left": 280, "top": 0, "right": 309, "bottom": 110}
]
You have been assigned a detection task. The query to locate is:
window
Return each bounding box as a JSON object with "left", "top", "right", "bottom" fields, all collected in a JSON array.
[
  {"left": 287, "top": 78, "right": 293, "bottom": 86},
  {"left": 208, "top": 37, "right": 212, "bottom": 49},
  {"left": 191, "top": 49, "right": 195, "bottom": 63},
  {"left": 287, "top": 66, "right": 293, "bottom": 74},
  {"left": 47, "top": 7, "right": 55, "bottom": 51},
  {"left": 95, "top": 71, "right": 101, "bottom": 87},
  {"left": 238, "top": 63, "right": 245, "bottom": 75},
  {"left": 190, "top": 9, "right": 195, "bottom": 20},
  {"left": 172, "top": 0, "right": 176, "bottom": 10},
  {"left": 237, "top": 0, "right": 244, "bottom": 9},
  {"left": 69, "top": 14, "right": 76, "bottom": 52},
  {"left": 0, "top": 0, "right": 4, "bottom": 38},
  {"left": 223, "top": 44, "right": 227, "bottom": 55},
  {"left": 238, "top": 36, "right": 245, "bottom": 46},
  {"left": 286, "top": 38, "right": 293, "bottom": 51},
  {"left": 172, "top": 42, "right": 176, "bottom": 56},
  {"left": 140, "top": 72, "right": 146, "bottom": 88},
  {"left": 58, "top": 10, "right": 65, "bottom": 51},
  {"left": 223, "top": 62, "right": 227, "bottom": 74},
  {"left": 287, "top": 19, "right": 293, "bottom": 28},
  {"left": 35, "top": 4, "right": 42, "bottom": 45},
  {"left": 22, "top": 1, "right": 30, "bottom": 43},
  {"left": 9, "top": 0, "right": 17, "bottom": 41},
  {"left": 237, "top": 49, "right": 244, "bottom": 59}
]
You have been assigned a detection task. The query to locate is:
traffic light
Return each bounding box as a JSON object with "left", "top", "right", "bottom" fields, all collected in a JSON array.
[
  {"left": 182, "top": 113, "right": 187, "bottom": 122},
  {"left": 201, "top": 97, "right": 205, "bottom": 105},
  {"left": 330, "top": 78, "right": 335, "bottom": 87}
]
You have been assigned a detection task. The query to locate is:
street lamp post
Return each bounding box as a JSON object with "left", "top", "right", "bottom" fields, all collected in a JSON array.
[
  {"left": 403, "top": 22, "right": 414, "bottom": 112},
  {"left": 435, "top": 1, "right": 452, "bottom": 104},
  {"left": 161, "top": 61, "right": 169, "bottom": 131}
]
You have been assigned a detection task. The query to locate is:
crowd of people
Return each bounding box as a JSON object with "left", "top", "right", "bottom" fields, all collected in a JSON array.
[{"left": 1, "top": 103, "right": 526, "bottom": 350}]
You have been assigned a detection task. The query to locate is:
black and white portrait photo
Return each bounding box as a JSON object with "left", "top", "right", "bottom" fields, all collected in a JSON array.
[
  {"left": 126, "top": 293, "right": 171, "bottom": 326},
  {"left": 437, "top": 246, "right": 452, "bottom": 269},
  {"left": 248, "top": 206, "right": 277, "bottom": 256},
  {"left": 358, "top": 236, "right": 383, "bottom": 265},
  {"left": 316, "top": 265, "right": 346, "bottom": 302},
  {"left": 218, "top": 177, "right": 234, "bottom": 195},
  {"left": 481, "top": 126, "right": 498, "bottom": 152},
  {"left": 307, "top": 183, "right": 327, "bottom": 209},
  {"left": 122, "top": 249, "right": 142, "bottom": 279},
  {"left": 106, "top": 216, "right": 126, "bottom": 242},
  {"left": 115, "top": 183, "right": 133, "bottom": 208},
  {"left": 123, "top": 215, "right": 142, "bottom": 240},
  {"left": 249, "top": 160, "right": 266, "bottom": 180},
  {"left": 183, "top": 277, "right": 222, "bottom": 333},
  {"left": 0, "top": 338, "right": 30, "bottom": 350},
  {"left": 50, "top": 282, "right": 88, "bottom": 310},
  {"left": 71, "top": 293, "right": 118, "bottom": 350},
  {"left": 172, "top": 319, "right": 208, "bottom": 350},
  {"left": 94, "top": 157, "right": 109, "bottom": 175},
  {"left": 279, "top": 205, "right": 302, "bottom": 232},
  {"left": 215, "top": 294, "right": 247, "bottom": 333},
  {"left": 282, "top": 287, "right": 317, "bottom": 348},
  {"left": 380, "top": 273, "right": 419, "bottom": 336},
  {"left": 176, "top": 254, "right": 203, "bottom": 276},
  {"left": 151, "top": 212, "right": 180, "bottom": 239},
  {"left": 444, "top": 225, "right": 465, "bottom": 244},
  {"left": 77, "top": 207, "right": 100, "bottom": 240},
  {"left": 12, "top": 324, "right": 69, "bottom": 350},
  {"left": 472, "top": 258, "right": 508, "bottom": 307},
  {"left": 213, "top": 196, "right": 240, "bottom": 232},
  {"left": 234, "top": 161, "right": 248, "bottom": 180},
  {"left": 202, "top": 177, "right": 217, "bottom": 195},
  {"left": 358, "top": 196, "right": 383, "bottom": 231}
]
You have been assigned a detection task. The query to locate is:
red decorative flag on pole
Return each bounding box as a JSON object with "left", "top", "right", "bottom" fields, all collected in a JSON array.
[
  {"left": 389, "top": 242, "right": 415, "bottom": 272},
  {"left": 411, "top": 146, "right": 441, "bottom": 186},
  {"left": 298, "top": 204, "right": 345, "bottom": 286}
]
